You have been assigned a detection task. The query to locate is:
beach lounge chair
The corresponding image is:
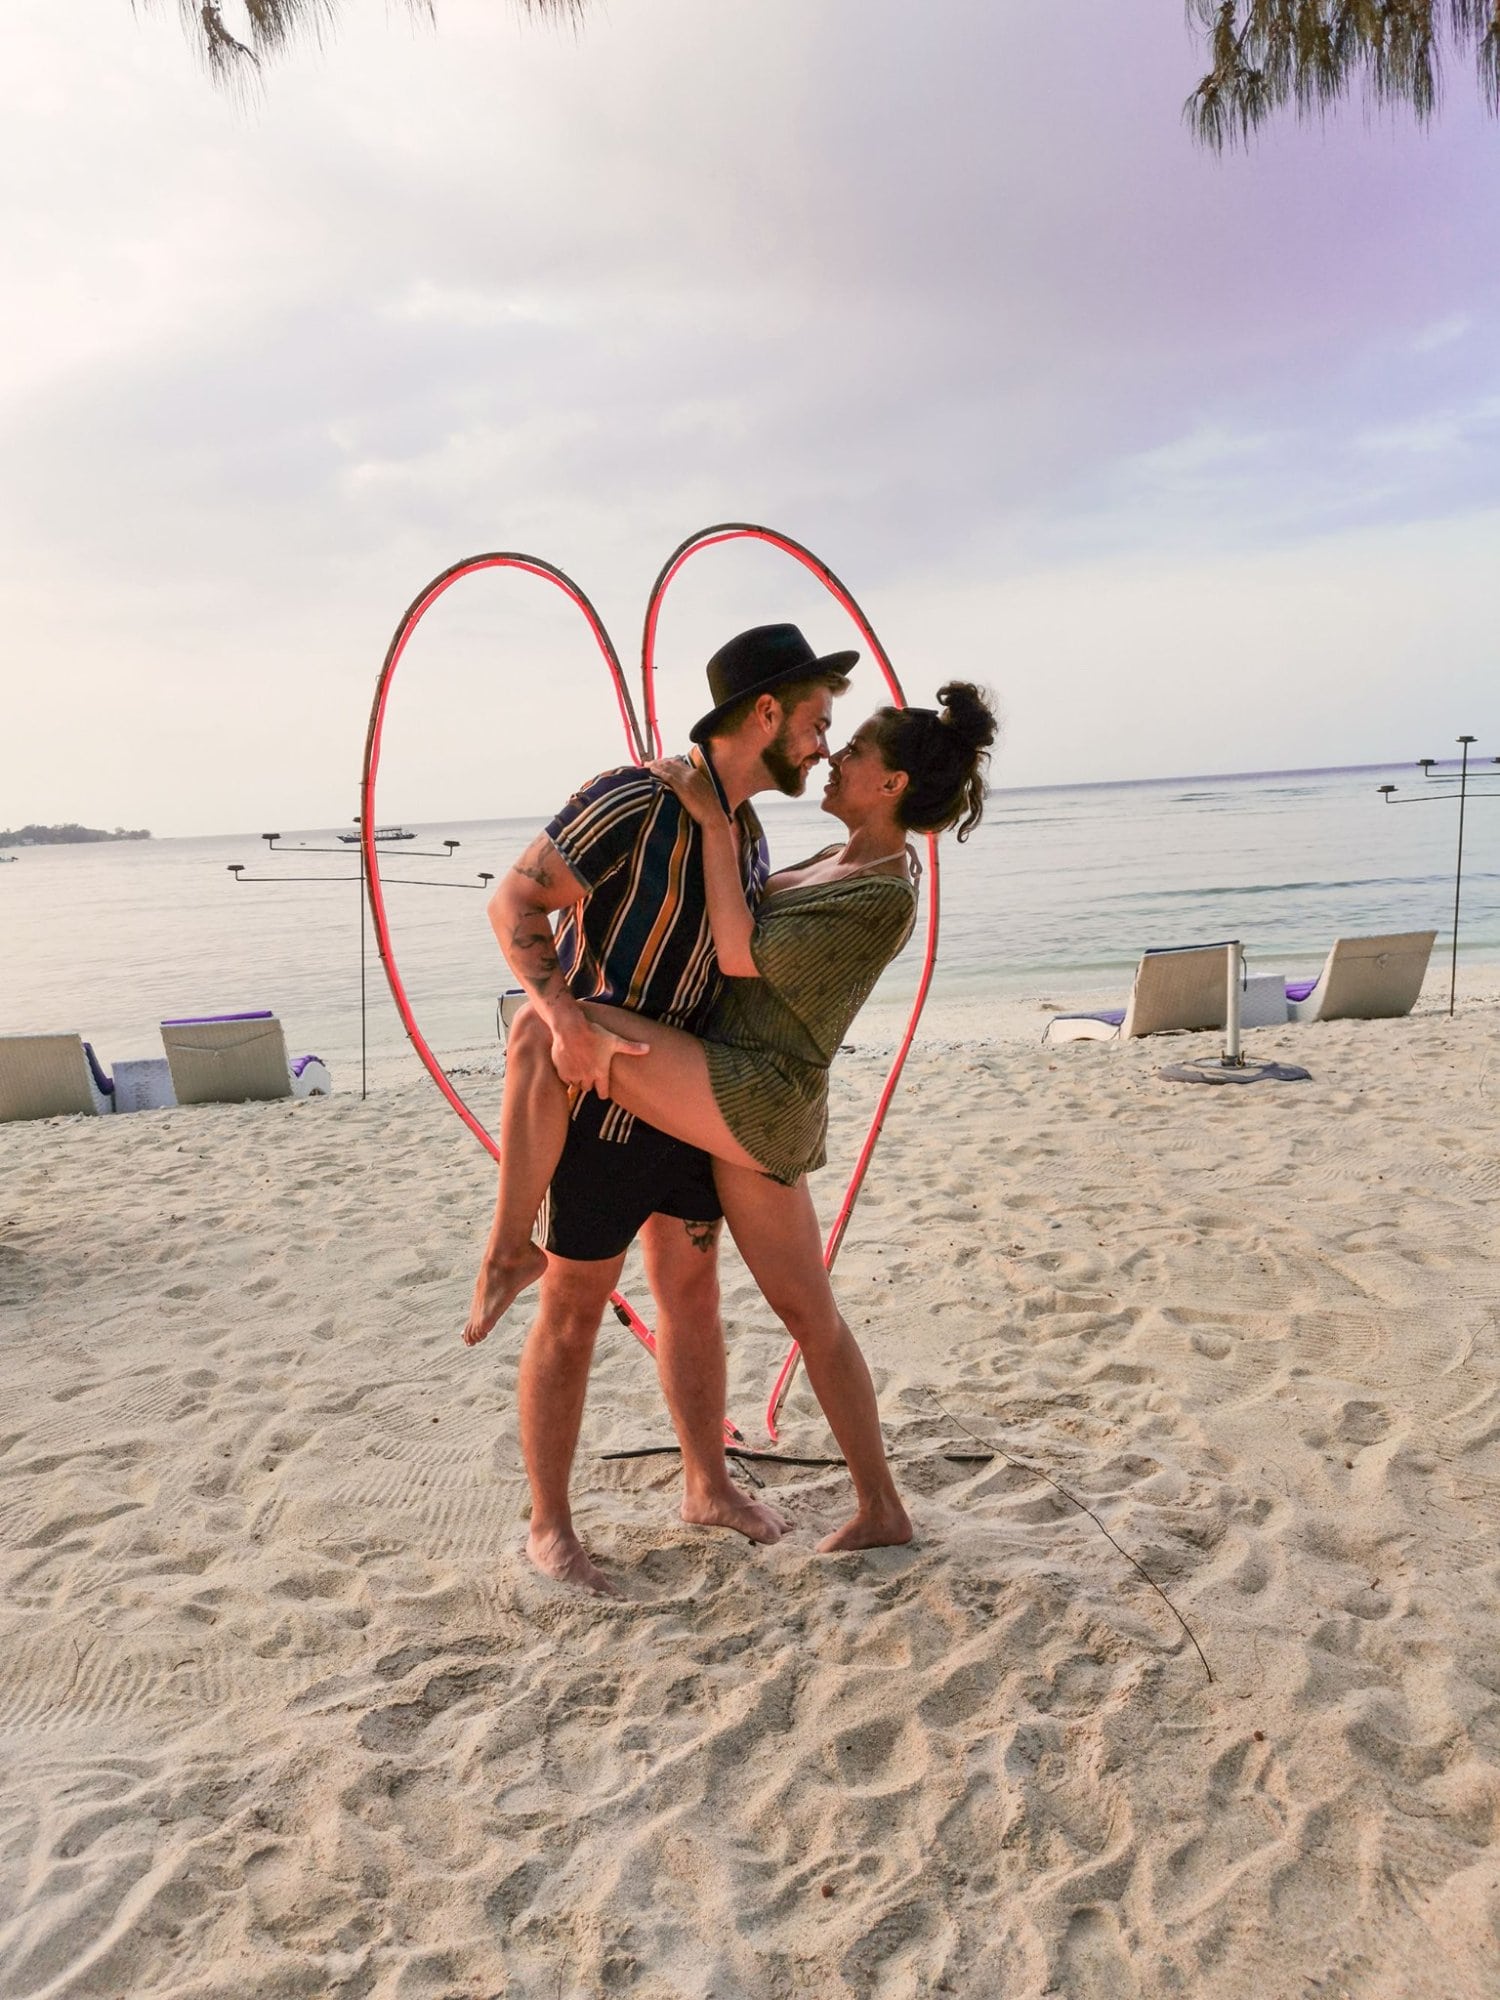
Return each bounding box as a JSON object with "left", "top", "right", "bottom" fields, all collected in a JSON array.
[
  {"left": 159, "top": 1012, "right": 331, "bottom": 1105},
  {"left": 1044, "top": 943, "right": 1235, "bottom": 1043},
  {"left": 0, "top": 1032, "right": 115, "bottom": 1120},
  {"left": 1284, "top": 931, "right": 1436, "bottom": 1024}
]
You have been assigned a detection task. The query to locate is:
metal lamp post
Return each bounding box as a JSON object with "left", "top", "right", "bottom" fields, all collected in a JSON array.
[
  {"left": 1377, "top": 736, "right": 1499, "bottom": 1017},
  {"left": 226, "top": 825, "right": 489, "bottom": 1099}
]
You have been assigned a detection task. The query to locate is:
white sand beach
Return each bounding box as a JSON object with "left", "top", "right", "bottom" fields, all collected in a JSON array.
[{"left": 2, "top": 997, "right": 1498, "bottom": 1998}]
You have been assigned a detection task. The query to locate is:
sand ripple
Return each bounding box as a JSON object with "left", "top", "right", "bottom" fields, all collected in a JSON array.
[{"left": 1, "top": 1008, "right": 1497, "bottom": 1995}]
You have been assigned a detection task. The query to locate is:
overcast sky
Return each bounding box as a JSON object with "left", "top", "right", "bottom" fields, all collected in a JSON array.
[{"left": 3, "top": 1, "right": 1498, "bottom": 834}]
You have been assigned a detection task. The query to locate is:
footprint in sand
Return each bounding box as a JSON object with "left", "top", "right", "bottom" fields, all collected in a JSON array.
[
  {"left": 823, "top": 1713, "right": 926, "bottom": 1794},
  {"left": 1333, "top": 1398, "right": 1391, "bottom": 1448},
  {"left": 1051, "top": 1905, "right": 1140, "bottom": 1999}
]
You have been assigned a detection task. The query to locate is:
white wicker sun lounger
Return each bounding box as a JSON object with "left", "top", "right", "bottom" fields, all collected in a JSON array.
[
  {"left": 1284, "top": 931, "right": 1436, "bottom": 1023},
  {"left": 1044, "top": 943, "right": 1235, "bottom": 1043},
  {"left": 159, "top": 1012, "right": 331, "bottom": 1105},
  {"left": 0, "top": 1032, "right": 115, "bottom": 1120}
]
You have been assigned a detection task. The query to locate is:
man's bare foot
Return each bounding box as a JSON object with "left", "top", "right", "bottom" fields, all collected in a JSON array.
[
  {"left": 681, "top": 1487, "right": 791, "bottom": 1545},
  {"left": 526, "top": 1525, "right": 622, "bottom": 1597},
  {"left": 816, "top": 1500, "right": 913, "bottom": 1553},
  {"left": 463, "top": 1243, "right": 548, "bottom": 1346}
]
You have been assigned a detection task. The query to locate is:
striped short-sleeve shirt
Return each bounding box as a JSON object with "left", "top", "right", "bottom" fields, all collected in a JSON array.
[{"left": 545, "top": 759, "right": 768, "bottom": 1037}]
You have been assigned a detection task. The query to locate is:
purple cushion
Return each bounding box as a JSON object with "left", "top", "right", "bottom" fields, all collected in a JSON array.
[
  {"left": 161, "top": 1010, "right": 275, "bottom": 1026},
  {"left": 1053, "top": 1007, "right": 1127, "bottom": 1027},
  {"left": 1284, "top": 979, "right": 1318, "bottom": 1003},
  {"left": 289, "top": 1054, "right": 324, "bottom": 1078},
  {"left": 82, "top": 1041, "right": 115, "bottom": 1096}
]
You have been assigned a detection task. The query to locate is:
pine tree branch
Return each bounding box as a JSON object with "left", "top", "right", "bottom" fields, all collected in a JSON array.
[
  {"left": 1186, "top": 0, "right": 1500, "bottom": 144},
  {"left": 136, "top": 1, "right": 585, "bottom": 96}
]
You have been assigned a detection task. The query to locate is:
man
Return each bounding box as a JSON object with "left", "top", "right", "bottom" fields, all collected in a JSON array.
[{"left": 466, "top": 624, "right": 857, "bottom": 1594}]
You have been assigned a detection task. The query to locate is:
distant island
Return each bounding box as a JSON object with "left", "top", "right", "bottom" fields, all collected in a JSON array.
[{"left": 0, "top": 823, "right": 151, "bottom": 848}]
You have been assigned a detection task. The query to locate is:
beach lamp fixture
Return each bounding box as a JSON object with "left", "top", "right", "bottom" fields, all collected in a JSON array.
[
  {"left": 1445, "top": 738, "right": 1478, "bottom": 1016},
  {"left": 1375, "top": 734, "right": 1498, "bottom": 1014},
  {"left": 224, "top": 823, "right": 487, "bottom": 1103}
]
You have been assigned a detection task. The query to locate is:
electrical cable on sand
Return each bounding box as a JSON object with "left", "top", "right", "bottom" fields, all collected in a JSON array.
[{"left": 927, "top": 1392, "right": 1214, "bottom": 1686}]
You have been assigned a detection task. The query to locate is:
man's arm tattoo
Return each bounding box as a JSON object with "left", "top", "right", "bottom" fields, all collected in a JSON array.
[
  {"left": 508, "top": 918, "right": 561, "bottom": 997},
  {"left": 508, "top": 834, "right": 561, "bottom": 892}
]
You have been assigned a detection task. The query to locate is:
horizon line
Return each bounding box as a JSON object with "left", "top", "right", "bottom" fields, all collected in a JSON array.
[{"left": 36, "top": 752, "right": 1496, "bottom": 842}]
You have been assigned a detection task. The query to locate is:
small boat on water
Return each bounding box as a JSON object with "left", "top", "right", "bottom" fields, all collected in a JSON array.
[{"left": 338, "top": 826, "right": 416, "bottom": 844}]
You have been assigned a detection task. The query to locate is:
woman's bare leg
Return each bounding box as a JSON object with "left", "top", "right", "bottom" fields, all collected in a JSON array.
[
  {"left": 714, "top": 1164, "right": 911, "bottom": 1552},
  {"left": 574, "top": 1003, "right": 765, "bottom": 1169},
  {"left": 465, "top": 1001, "right": 762, "bottom": 1345},
  {"left": 464, "top": 1005, "right": 567, "bottom": 1343}
]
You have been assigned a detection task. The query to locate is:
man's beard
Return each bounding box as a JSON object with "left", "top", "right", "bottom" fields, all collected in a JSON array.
[{"left": 763, "top": 721, "right": 808, "bottom": 797}]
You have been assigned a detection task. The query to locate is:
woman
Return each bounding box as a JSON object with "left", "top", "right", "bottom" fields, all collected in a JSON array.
[{"left": 468, "top": 683, "right": 997, "bottom": 1550}]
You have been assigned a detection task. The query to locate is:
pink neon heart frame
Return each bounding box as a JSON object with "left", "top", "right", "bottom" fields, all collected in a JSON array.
[{"left": 361, "top": 524, "right": 941, "bottom": 1442}]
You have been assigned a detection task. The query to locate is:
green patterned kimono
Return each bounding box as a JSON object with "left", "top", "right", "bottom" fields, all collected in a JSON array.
[{"left": 703, "top": 859, "right": 918, "bottom": 1185}]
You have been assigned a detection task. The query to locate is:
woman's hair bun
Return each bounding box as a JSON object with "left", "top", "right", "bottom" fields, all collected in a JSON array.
[
  {"left": 870, "top": 680, "right": 999, "bottom": 843},
  {"left": 937, "top": 681, "right": 998, "bottom": 753}
]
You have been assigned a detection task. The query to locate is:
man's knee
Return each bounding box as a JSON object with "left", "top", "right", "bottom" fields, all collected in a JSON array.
[
  {"left": 531, "top": 1260, "right": 619, "bottom": 1351},
  {"left": 659, "top": 1272, "right": 722, "bottom": 1333},
  {"left": 508, "top": 1001, "right": 548, "bottom": 1056},
  {"left": 665, "top": 1252, "right": 721, "bottom": 1322}
]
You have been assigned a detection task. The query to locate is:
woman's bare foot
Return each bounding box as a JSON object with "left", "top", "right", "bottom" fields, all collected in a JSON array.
[
  {"left": 817, "top": 1499, "right": 913, "bottom": 1553},
  {"left": 463, "top": 1242, "right": 548, "bottom": 1345},
  {"left": 681, "top": 1486, "right": 791, "bottom": 1545},
  {"left": 526, "top": 1525, "right": 622, "bottom": 1597}
]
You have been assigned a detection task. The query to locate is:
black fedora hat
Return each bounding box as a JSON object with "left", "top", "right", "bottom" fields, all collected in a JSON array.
[{"left": 689, "top": 624, "right": 858, "bottom": 745}]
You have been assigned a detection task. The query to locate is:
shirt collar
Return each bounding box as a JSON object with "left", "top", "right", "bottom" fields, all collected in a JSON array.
[
  {"left": 689, "top": 746, "right": 764, "bottom": 854},
  {"left": 696, "top": 745, "right": 736, "bottom": 819}
]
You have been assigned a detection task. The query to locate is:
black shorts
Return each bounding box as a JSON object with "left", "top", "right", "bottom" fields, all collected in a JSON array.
[{"left": 540, "top": 1091, "right": 722, "bottom": 1264}]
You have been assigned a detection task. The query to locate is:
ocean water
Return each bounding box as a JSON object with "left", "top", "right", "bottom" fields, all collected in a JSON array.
[{"left": 4, "top": 762, "right": 1496, "bottom": 1077}]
